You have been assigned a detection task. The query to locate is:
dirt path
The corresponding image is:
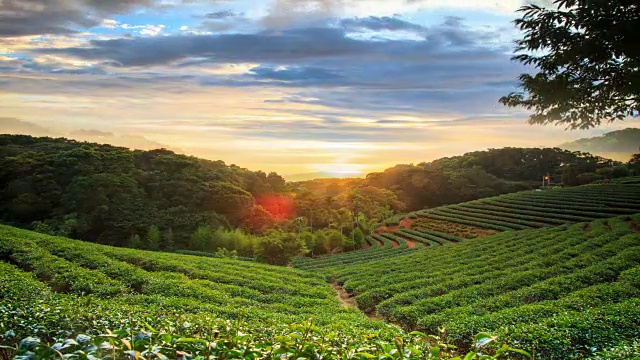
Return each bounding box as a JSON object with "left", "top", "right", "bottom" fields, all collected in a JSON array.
[
  {"left": 399, "top": 218, "right": 415, "bottom": 228},
  {"left": 393, "top": 233, "right": 417, "bottom": 249},
  {"left": 331, "top": 282, "right": 358, "bottom": 309}
]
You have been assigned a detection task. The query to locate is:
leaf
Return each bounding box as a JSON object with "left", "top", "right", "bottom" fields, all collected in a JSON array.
[
  {"left": 121, "top": 338, "right": 132, "bottom": 350},
  {"left": 408, "top": 331, "right": 428, "bottom": 338},
  {"left": 175, "top": 338, "right": 206, "bottom": 344},
  {"left": 463, "top": 352, "right": 477, "bottom": 360},
  {"left": 507, "top": 347, "right": 533, "bottom": 358},
  {"left": 353, "top": 353, "right": 376, "bottom": 359},
  {"left": 474, "top": 333, "right": 496, "bottom": 348}
]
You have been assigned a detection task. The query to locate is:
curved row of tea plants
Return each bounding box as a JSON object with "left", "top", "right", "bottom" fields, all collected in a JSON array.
[
  {"left": 415, "top": 184, "right": 640, "bottom": 234},
  {"left": 0, "top": 225, "right": 532, "bottom": 359},
  {"left": 329, "top": 214, "right": 640, "bottom": 358},
  {"left": 394, "top": 229, "right": 463, "bottom": 247},
  {"left": 293, "top": 235, "right": 423, "bottom": 270}
]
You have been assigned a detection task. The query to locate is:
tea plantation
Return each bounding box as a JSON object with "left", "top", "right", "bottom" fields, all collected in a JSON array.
[
  {"left": 329, "top": 214, "right": 640, "bottom": 358},
  {"left": 415, "top": 184, "right": 640, "bottom": 233},
  {"left": 0, "top": 225, "right": 520, "bottom": 359},
  {"left": 2, "top": 185, "right": 640, "bottom": 358}
]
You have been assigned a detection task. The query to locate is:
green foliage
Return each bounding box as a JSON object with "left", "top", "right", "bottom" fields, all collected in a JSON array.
[
  {"left": 143, "top": 225, "right": 161, "bottom": 251},
  {"left": 300, "top": 231, "right": 316, "bottom": 255},
  {"left": 0, "top": 322, "right": 526, "bottom": 360},
  {"left": 162, "top": 228, "right": 175, "bottom": 251},
  {"left": 353, "top": 227, "right": 366, "bottom": 249},
  {"left": 327, "top": 229, "right": 345, "bottom": 251},
  {"left": 128, "top": 234, "right": 141, "bottom": 249},
  {"left": 254, "top": 231, "right": 307, "bottom": 265},
  {"left": 0, "top": 225, "right": 531, "bottom": 360},
  {"left": 0, "top": 135, "right": 287, "bottom": 250},
  {"left": 326, "top": 214, "right": 640, "bottom": 357},
  {"left": 414, "top": 184, "right": 640, "bottom": 233},
  {"left": 190, "top": 225, "right": 212, "bottom": 252},
  {"left": 312, "top": 230, "right": 329, "bottom": 256},
  {"left": 500, "top": 1, "right": 639, "bottom": 129},
  {"left": 361, "top": 147, "right": 624, "bottom": 212}
]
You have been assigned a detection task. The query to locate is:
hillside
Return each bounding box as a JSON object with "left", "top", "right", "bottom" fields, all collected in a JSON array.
[
  {"left": 3, "top": 217, "right": 640, "bottom": 358},
  {"left": 0, "top": 134, "right": 288, "bottom": 249},
  {"left": 330, "top": 215, "right": 640, "bottom": 358},
  {"left": 560, "top": 128, "right": 640, "bottom": 161},
  {"left": 0, "top": 224, "right": 527, "bottom": 359},
  {"left": 295, "top": 183, "right": 640, "bottom": 270},
  {"left": 290, "top": 184, "right": 640, "bottom": 356},
  {"left": 3, "top": 135, "right": 637, "bottom": 263}
]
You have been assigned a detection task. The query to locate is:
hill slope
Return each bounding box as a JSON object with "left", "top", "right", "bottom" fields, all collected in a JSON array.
[
  {"left": 560, "top": 128, "right": 640, "bottom": 161},
  {"left": 296, "top": 184, "right": 640, "bottom": 270},
  {"left": 330, "top": 215, "right": 640, "bottom": 358},
  {"left": 2, "top": 214, "right": 640, "bottom": 358}
]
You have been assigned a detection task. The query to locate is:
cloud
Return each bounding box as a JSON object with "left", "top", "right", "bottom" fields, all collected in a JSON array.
[
  {"left": 249, "top": 65, "right": 342, "bottom": 83},
  {"left": 203, "top": 10, "right": 239, "bottom": 19},
  {"left": 35, "top": 17, "right": 501, "bottom": 67},
  {"left": 341, "top": 16, "right": 425, "bottom": 33},
  {"left": 139, "top": 24, "right": 165, "bottom": 36},
  {"left": 36, "top": 27, "right": 369, "bottom": 66},
  {"left": 262, "top": 0, "right": 344, "bottom": 28},
  {"left": 0, "top": 0, "right": 155, "bottom": 37},
  {"left": 13, "top": 16, "right": 521, "bottom": 117},
  {"left": 259, "top": 0, "right": 524, "bottom": 28},
  {"left": 101, "top": 19, "right": 119, "bottom": 29}
]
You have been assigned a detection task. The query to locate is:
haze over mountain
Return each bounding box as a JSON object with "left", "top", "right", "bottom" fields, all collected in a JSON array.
[
  {"left": 560, "top": 128, "right": 640, "bottom": 162},
  {"left": 0, "top": 118, "right": 178, "bottom": 152}
]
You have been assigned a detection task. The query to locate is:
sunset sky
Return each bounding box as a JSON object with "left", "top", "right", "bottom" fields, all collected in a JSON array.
[{"left": 1, "top": 0, "right": 638, "bottom": 179}]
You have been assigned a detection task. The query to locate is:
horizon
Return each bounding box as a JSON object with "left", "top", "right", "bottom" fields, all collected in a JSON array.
[{"left": 1, "top": 0, "right": 639, "bottom": 180}]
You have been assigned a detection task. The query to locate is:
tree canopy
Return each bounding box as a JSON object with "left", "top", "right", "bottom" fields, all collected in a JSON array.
[{"left": 500, "top": 0, "right": 640, "bottom": 129}]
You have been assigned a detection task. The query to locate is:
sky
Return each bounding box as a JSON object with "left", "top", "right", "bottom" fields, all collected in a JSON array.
[{"left": 1, "top": 0, "right": 638, "bottom": 179}]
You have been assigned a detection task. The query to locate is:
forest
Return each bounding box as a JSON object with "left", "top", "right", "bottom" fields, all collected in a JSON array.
[{"left": 1, "top": 134, "right": 638, "bottom": 264}]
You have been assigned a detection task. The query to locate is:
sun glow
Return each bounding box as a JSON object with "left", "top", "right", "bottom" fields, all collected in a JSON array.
[{"left": 311, "top": 163, "right": 370, "bottom": 177}]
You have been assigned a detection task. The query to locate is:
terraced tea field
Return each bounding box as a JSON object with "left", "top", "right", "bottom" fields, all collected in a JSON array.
[
  {"left": 293, "top": 234, "right": 424, "bottom": 270},
  {"left": 298, "top": 184, "right": 640, "bottom": 270},
  {"left": 3, "top": 183, "right": 640, "bottom": 358},
  {"left": 415, "top": 184, "right": 640, "bottom": 234},
  {"left": 330, "top": 214, "right": 640, "bottom": 358},
  {"left": 0, "top": 225, "right": 438, "bottom": 359}
]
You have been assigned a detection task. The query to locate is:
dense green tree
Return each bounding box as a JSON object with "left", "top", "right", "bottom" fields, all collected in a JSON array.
[
  {"left": 562, "top": 165, "right": 579, "bottom": 186},
  {"left": 312, "top": 230, "right": 329, "bottom": 255},
  {"left": 629, "top": 154, "right": 640, "bottom": 174},
  {"left": 500, "top": 0, "right": 640, "bottom": 129},
  {"left": 352, "top": 227, "right": 366, "bottom": 249},
  {"left": 190, "top": 225, "right": 213, "bottom": 252},
  {"left": 254, "top": 231, "right": 306, "bottom": 265},
  {"left": 128, "top": 234, "right": 142, "bottom": 249},
  {"left": 0, "top": 135, "right": 288, "bottom": 250},
  {"left": 210, "top": 228, "right": 256, "bottom": 257},
  {"left": 143, "top": 225, "right": 161, "bottom": 251},
  {"left": 327, "top": 230, "right": 345, "bottom": 252},
  {"left": 162, "top": 228, "right": 175, "bottom": 251},
  {"left": 299, "top": 231, "right": 316, "bottom": 256}
]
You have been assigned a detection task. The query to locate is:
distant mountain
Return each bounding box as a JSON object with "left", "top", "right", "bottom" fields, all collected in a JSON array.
[
  {"left": 284, "top": 172, "right": 361, "bottom": 182},
  {"left": 0, "top": 118, "right": 57, "bottom": 137},
  {"left": 560, "top": 128, "right": 640, "bottom": 161},
  {"left": 0, "top": 118, "right": 179, "bottom": 152}
]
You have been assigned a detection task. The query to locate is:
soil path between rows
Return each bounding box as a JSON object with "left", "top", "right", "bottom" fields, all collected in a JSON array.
[{"left": 331, "top": 282, "right": 358, "bottom": 309}]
